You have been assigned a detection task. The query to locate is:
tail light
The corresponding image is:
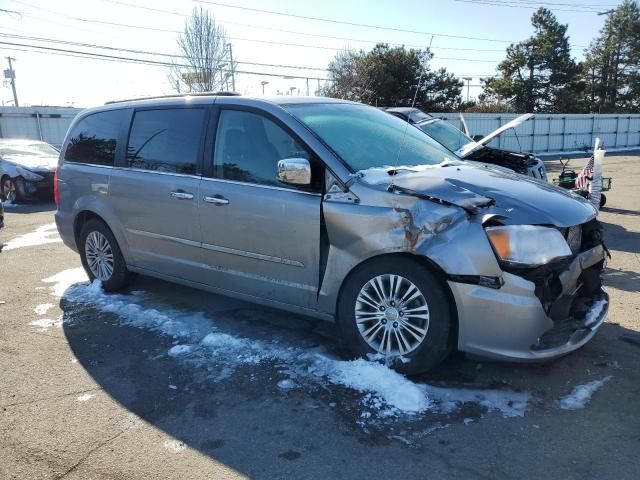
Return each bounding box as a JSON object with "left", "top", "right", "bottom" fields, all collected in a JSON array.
[{"left": 54, "top": 168, "right": 59, "bottom": 206}]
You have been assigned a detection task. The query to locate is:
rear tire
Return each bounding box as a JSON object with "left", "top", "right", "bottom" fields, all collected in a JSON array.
[
  {"left": 79, "top": 219, "right": 136, "bottom": 291},
  {"left": 600, "top": 194, "right": 607, "bottom": 208},
  {"left": 337, "top": 256, "right": 453, "bottom": 375}
]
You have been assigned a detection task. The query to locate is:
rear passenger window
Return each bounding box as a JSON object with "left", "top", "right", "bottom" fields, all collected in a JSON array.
[
  {"left": 127, "top": 108, "right": 204, "bottom": 175},
  {"left": 213, "top": 109, "right": 310, "bottom": 187},
  {"left": 64, "top": 110, "right": 125, "bottom": 166}
]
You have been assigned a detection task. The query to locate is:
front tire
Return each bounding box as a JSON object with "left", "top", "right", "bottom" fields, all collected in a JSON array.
[
  {"left": 79, "top": 219, "right": 136, "bottom": 291},
  {"left": 337, "top": 257, "right": 453, "bottom": 375},
  {"left": 1, "top": 176, "right": 24, "bottom": 203}
]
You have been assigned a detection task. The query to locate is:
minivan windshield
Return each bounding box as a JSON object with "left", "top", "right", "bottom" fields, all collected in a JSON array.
[
  {"left": 0, "top": 142, "right": 58, "bottom": 157},
  {"left": 417, "top": 120, "right": 473, "bottom": 153},
  {"left": 286, "top": 103, "right": 456, "bottom": 172}
]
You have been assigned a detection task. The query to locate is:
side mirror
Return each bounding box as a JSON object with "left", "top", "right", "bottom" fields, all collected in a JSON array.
[{"left": 277, "top": 158, "right": 311, "bottom": 185}]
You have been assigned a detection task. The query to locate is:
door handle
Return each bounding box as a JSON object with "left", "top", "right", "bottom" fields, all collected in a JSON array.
[
  {"left": 203, "top": 195, "right": 229, "bottom": 206},
  {"left": 170, "top": 191, "right": 194, "bottom": 200}
]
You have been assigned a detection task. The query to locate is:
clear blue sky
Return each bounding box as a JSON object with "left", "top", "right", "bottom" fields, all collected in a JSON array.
[{"left": 0, "top": 0, "right": 616, "bottom": 106}]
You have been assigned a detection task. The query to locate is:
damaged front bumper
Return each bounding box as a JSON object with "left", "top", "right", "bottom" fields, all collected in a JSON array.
[
  {"left": 23, "top": 171, "right": 55, "bottom": 198},
  {"left": 448, "top": 243, "right": 609, "bottom": 361}
]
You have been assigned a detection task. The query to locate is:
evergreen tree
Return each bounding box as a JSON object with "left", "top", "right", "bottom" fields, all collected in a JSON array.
[
  {"left": 483, "top": 8, "right": 581, "bottom": 113},
  {"left": 323, "top": 44, "right": 463, "bottom": 112},
  {"left": 581, "top": 0, "right": 640, "bottom": 112}
]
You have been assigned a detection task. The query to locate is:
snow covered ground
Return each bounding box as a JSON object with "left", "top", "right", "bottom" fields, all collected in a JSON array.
[
  {"left": 558, "top": 377, "right": 612, "bottom": 410},
  {"left": 36, "top": 268, "right": 611, "bottom": 436},
  {"left": 3, "top": 222, "right": 61, "bottom": 251}
]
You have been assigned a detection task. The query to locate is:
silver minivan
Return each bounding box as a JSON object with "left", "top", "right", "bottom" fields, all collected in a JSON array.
[{"left": 55, "top": 95, "right": 609, "bottom": 373}]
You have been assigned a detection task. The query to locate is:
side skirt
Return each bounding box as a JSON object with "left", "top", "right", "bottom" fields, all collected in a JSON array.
[{"left": 127, "top": 265, "right": 335, "bottom": 322}]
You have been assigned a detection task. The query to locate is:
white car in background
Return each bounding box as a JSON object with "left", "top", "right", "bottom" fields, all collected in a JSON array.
[{"left": 0, "top": 139, "right": 59, "bottom": 203}]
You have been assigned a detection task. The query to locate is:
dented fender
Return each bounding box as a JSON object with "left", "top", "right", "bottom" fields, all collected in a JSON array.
[{"left": 316, "top": 189, "right": 501, "bottom": 315}]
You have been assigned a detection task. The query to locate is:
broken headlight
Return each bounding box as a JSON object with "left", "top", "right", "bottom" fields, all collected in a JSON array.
[{"left": 485, "top": 225, "right": 572, "bottom": 267}]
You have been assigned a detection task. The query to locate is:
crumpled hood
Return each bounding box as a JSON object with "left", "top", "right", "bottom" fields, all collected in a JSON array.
[
  {"left": 2, "top": 154, "right": 58, "bottom": 171},
  {"left": 385, "top": 162, "right": 596, "bottom": 227}
]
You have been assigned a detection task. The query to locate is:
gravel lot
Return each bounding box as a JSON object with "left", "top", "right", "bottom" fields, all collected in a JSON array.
[{"left": 1, "top": 154, "right": 639, "bottom": 480}]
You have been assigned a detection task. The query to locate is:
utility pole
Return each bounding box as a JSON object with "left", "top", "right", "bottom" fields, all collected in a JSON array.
[
  {"left": 226, "top": 43, "right": 236, "bottom": 92},
  {"left": 306, "top": 77, "right": 309, "bottom": 96},
  {"left": 4, "top": 56, "right": 18, "bottom": 107}
]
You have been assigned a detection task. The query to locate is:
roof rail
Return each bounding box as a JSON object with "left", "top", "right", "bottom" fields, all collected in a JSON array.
[{"left": 105, "top": 91, "right": 240, "bottom": 105}]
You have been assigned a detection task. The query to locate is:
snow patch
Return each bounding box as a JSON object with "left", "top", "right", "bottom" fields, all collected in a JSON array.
[
  {"left": 42, "top": 268, "right": 88, "bottom": 297},
  {"left": 321, "top": 359, "right": 431, "bottom": 414},
  {"left": 164, "top": 439, "right": 186, "bottom": 453},
  {"left": 30, "top": 316, "right": 62, "bottom": 331},
  {"left": 168, "top": 344, "right": 193, "bottom": 357},
  {"left": 46, "top": 270, "right": 533, "bottom": 421},
  {"left": 3, "top": 223, "right": 61, "bottom": 251},
  {"left": 558, "top": 376, "right": 612, "bottom": 410},
  {"left": 77, "top": 394, "right": 95, "bottom": 402},
  {"left": 584, "top": 299, "right": 608, "bottom": 327},
  {"left": 277, "top": 379, "right": 297, "bottom": 390},
  {"left": 34, "top": 303, "right": 54, "bottom": 315}
]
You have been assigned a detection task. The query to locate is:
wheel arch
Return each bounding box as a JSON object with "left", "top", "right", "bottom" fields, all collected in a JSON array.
[
  {"left": 72, "top": 208, "right": 133, "bottom": 265},
  {"left": 335, "top": 252, "right": 459, "bottom": 349},
  {"left": 73, "top": 210, "right": 108, "bottom": 247}
]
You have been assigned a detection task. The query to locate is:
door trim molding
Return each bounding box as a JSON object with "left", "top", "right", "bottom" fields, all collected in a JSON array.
[
  {"left": 126, "top": 228, "right": 305, "bottom": 268},
  {"left": 201, "top": 241, "right": 305, "bottom": 268},
  {"left": 126, "top": 228, "right": 200, "bottom": 248}
]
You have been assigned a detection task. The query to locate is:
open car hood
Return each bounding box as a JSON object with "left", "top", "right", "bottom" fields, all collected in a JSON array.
[
  {"left": 456, "top": 113, "right": 534, "bottom": 158},
  {"left": 383, "top": 162, "right": 596, "bottom": 227}
]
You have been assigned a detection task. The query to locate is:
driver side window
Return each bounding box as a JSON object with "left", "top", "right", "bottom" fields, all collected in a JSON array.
[{"left": 213, "top": 109, "right": 317, "bottom": 189}]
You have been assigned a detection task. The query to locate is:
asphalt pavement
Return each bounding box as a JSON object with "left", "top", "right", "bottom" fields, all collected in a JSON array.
[{"left": 1, "top": 154, "right": 639, "bottom": 480}]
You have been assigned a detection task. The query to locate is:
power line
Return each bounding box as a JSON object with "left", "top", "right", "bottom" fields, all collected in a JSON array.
[
  {"left": 0, "top": 33, "right": 331, "bottom": 71},
  {"left": 193, "top": 0, "right": 522, "bottom": 44},
  {"left": 98, "top": 0, "right": 514, "bottom": 53},
  {"left": 14, "top": 0, "right": 590, "bottom": 55},
  {"left": 453, "top": 0, "right": 612, "bottom": 12},
  {"left": 10, "top": 9, "right": 510, "bottom": 63},
  {"left": 0, "top": 40, "right": 331, "bottom": 81},
  {"left": 195, "top": 0, "right": 590, "bottom": 48}
]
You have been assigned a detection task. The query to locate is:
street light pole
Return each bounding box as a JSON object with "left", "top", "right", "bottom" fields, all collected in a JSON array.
[
  {"left": 226, "top": 43, "right": 236, "bottom": 92},
  {"left": 5, "top": 56, "right": 18, "bottom": 107},
  {"left": 462, "top": 77, "right": 472, "bottom": 103},
  {"left": 261, "top": 81, "right": 269, "bottom": 95}
]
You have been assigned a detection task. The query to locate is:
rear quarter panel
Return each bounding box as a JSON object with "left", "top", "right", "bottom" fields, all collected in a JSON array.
[{"left": 57, "top": 162, "right": 133, "bottom": 264}]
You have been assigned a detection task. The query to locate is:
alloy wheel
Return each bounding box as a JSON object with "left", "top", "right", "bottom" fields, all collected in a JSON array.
[
  {"left": 354, "top": 274, "right": 430, "bottom": 356},
  {"left": 85, "top": 231, "right": 115, "bottom": 281},
  {"left": 2, "top": 178, "right": 16, "bottom": 202}
]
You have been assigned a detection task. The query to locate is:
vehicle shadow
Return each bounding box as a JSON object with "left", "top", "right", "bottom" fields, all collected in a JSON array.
[
  {"left": 602, "top": 266, "right": 640, "bottom": 293},
  {"left": 601, "top": 206, "right": 640, "bottom": 217},
  {"left": 601, "top": 221, "right": 640, "bottom": 255},
  {"left": 58, "top": 274, "right": 633, "bottom": 478},
  {"left": 1, "top": 200, "right": 56, "bottom": 214}
]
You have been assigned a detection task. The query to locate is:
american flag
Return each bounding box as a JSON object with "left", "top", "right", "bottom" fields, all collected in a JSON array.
[{"left": 575, "top": 155, "right": 594, "bottom": 190}]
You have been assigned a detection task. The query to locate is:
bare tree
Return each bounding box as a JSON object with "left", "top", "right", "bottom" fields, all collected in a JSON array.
[{"left": 168, "top": 7, "right": 235, "bottom": 93}]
